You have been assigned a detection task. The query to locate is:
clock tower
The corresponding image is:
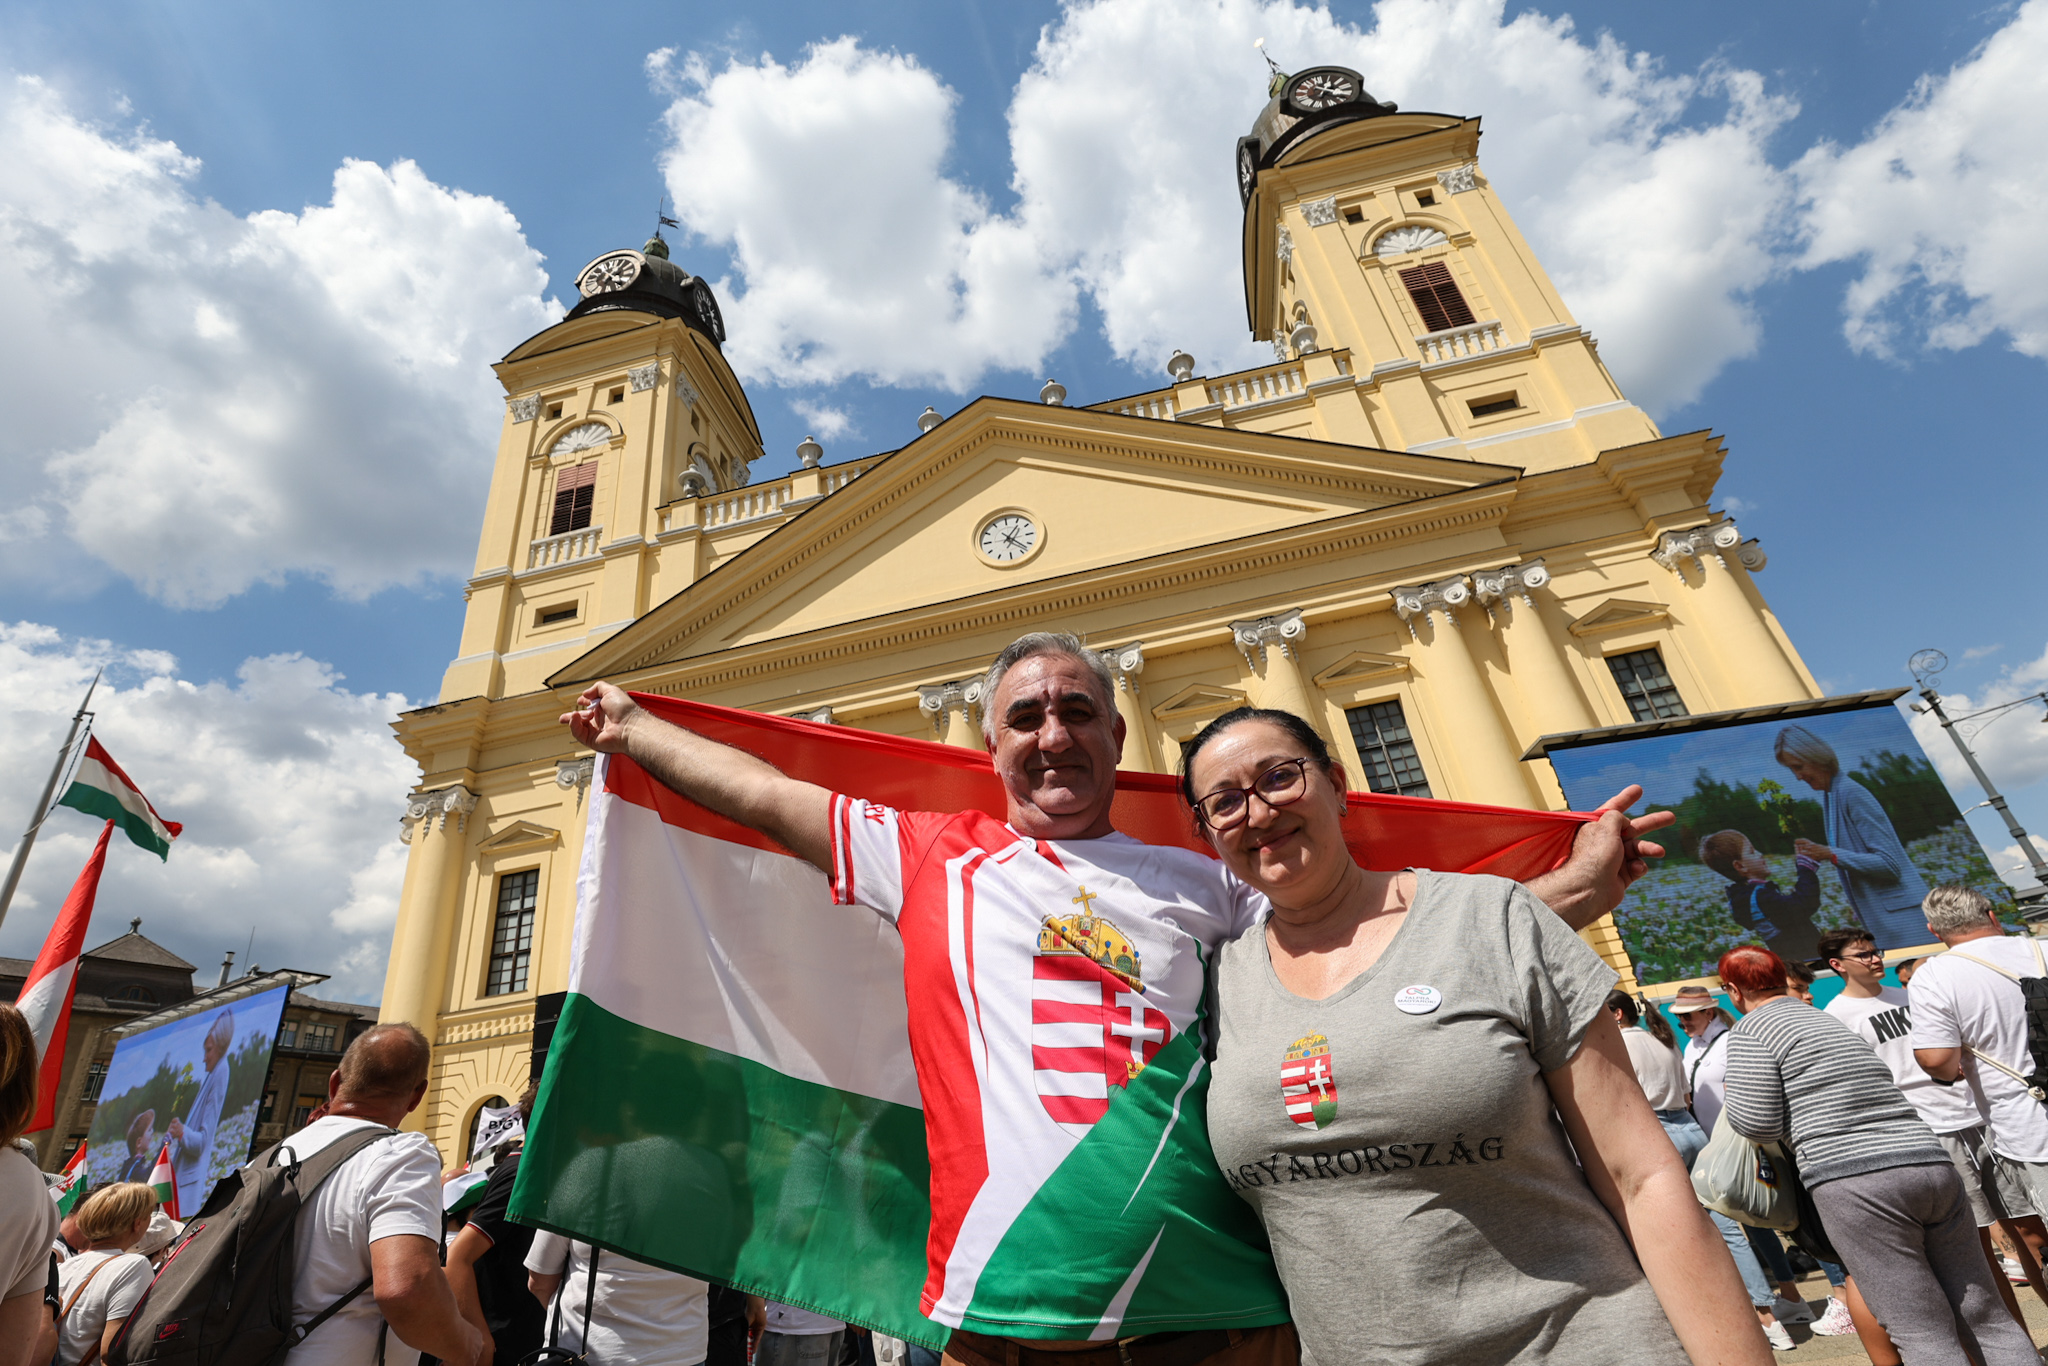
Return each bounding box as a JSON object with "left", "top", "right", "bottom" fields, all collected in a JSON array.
[{"left": 1232, "top": 65, "right": 1660, "bottom": 471}]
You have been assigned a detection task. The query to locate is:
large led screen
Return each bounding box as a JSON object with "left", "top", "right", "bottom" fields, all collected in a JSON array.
[
  {"left": 85, "top": 981, "right": 292, "bottom": 1213},
  {"left": 1545, "top": 699, "right": 2008, "bottom": 987}
]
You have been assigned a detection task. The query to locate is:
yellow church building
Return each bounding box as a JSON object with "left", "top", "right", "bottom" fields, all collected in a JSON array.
[{"left": 381, "top": 66, "right": 1818, "bottom": 1157}]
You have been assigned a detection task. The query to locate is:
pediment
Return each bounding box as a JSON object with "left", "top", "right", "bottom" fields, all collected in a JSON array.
[
  {"left": 1566, "top": 598, "right": 1672, "bottom": 638},
  {"left": 557, "top": 398, "right": 1519, "bottom": 683},
  {"left": 1151, "top": 683, "right": 1250, "bottom": 722},
  {"left": 1312, "top": 651, "right": 1411, "bottom": 688},
  {"left": 476, "top": 821, "right": 560, "bottom": 854}
]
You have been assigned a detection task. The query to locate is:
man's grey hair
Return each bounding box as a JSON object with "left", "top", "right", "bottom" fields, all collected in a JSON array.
[
  {"left": 980, "top": 633, "right": 1116, "bottom": 742},
  {"left": 1925, "top": 883, "right": 1999, "bottom": 934},
  {"left": 1773, "top": 724, "right": 1840, "bottom": 779},
  {"left": 204, "top": 1009, "right": 235, "bottom": 1050}
]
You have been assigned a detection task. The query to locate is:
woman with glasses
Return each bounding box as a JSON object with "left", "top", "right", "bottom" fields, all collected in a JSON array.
[{"left": 1184, "top": 707, "right": 1769, "bottom": 1366}]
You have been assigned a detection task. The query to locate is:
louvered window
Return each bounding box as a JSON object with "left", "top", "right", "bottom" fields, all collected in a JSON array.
[
  {"left": 550, "top": 463, "right": 597, "bottom": 535},
  {"left": 1397, "top": 261, "right": 1476, "bottom": 334}
]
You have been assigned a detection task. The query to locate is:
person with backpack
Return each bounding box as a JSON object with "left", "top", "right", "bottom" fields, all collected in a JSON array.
[
  {"left": 55, "top": 1183, "right": 157, "bottom": 1366},
  {"left": 1909, "top": 886, "right": 2048, "bottom": 1225}
]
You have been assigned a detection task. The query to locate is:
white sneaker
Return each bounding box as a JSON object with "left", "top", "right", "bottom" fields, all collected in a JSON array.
[
  {"left": 1772, "top": 1297, "right": 1816, "bottom": 1324},
  {"left": 1810, "top": 1297, "right": 1856, "bottom": 1337},
  {"left": 2003, "top": 1254, "right": 2030, "bottom": 1284},
  {"left": 1763, "top": 1318, "right": 1796, "bottom": 1350}
]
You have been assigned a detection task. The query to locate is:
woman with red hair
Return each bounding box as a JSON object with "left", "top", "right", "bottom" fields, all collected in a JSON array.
[{"left": 1718, "top": 945, "right": 2036, "bottom": 1363}]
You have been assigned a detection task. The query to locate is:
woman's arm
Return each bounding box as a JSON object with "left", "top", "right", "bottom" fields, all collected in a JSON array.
[
  {"left": 1545, "top": 1012, "right": 1771, "bottom": 1366},
  {"left": 1720, "top": 1030, "right": 1788, "bottom": 1144}
]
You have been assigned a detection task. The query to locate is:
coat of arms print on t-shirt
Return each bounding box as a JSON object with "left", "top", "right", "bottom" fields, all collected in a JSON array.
[
  {"left": 1281, "top": 1031, "right": 1338, "bottom": 1129},
  {"left": 1031, "top": 887, "right": 1172, "bottom": 1134}
]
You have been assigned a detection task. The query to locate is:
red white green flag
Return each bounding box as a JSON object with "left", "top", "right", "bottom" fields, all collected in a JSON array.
[
  {"left": 512, "top": 696, "right": 1586, "bottom": 1348},
  {"left": 19, "top": 821, "right": 113, "bottom": 1132},
  {"left": 149, "top": 1140, "right": 179, "bottom": 1219},
  {"left": 51, "top": 1142, "right": 89, "bottom": 1215},
  {"left": 59, "top": 737, "right": 182, "bottom": 859}
]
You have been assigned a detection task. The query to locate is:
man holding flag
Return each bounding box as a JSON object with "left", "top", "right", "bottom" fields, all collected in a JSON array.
[{"left": 555, "top": 632, "right": 1669, "bottom": 1364}]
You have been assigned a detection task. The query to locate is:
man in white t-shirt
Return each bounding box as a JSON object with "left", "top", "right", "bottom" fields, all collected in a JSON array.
[
  {"left": 1910, "top": 886, "right": 2048, "bottom": 1233},
  {"left": 561, "top": 632, "right": 1671, "bottom": 1361},
  {"left": 281, "top": 1024, "right": 487, "bottom": 1366},
  {"left": 524, "top": 1233, "right": 707, "bottom": 1366},
  {"left": 753, "top": 1300, "right": 845, "bottom": 1366}
]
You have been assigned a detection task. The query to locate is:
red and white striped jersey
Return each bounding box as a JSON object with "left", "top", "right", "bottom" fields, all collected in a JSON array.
[{"left": 828, "top": 794, "right": 1263, "bottom": 1324}]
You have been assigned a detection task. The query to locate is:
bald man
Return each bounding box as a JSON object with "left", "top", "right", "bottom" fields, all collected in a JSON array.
[{"left": 280, "top": 1025, "right": 488, "bottom": 1366}]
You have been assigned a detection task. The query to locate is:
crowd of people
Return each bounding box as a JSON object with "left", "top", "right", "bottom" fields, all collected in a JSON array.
[{"left": 3, "top": 627, "right": 2045, "bottom": 1366}]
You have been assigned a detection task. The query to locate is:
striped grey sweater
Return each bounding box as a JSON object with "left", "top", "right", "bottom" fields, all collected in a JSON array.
[{"left": 1723, "top": 995, "right": 1946, "bottom": 1186}]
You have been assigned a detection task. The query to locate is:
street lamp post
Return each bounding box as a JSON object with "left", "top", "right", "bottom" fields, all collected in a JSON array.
[{"left": 1908, "top": 649, "right": 2048, "bottom": 893}]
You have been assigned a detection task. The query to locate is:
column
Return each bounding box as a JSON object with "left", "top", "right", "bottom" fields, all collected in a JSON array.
[
  {"left": 381, "top": 785, "right": 477, "bottom": 1067},
  {"left": 1651, "top": 521, "right": 1806, "bottom": 706},
  {"left": 1472, "top": 560, "right": 1597, "bottom": 737},
  {"left": 1105, "top": 643, "right": 1159, "bottom": 771},
  {"left": 1230, "top": 610, "right": 1321, "bottom": 733},
  {"left": 918, "top": 679, "right": 987, "bottom": 750},
  {"left": 1393, "top": 578, "right": 1543, "bottom": 806}
]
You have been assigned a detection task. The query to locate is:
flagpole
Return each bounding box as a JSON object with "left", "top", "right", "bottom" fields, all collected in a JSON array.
[{"left": 0, "top": 668, "right": 100, "bottom": 933}]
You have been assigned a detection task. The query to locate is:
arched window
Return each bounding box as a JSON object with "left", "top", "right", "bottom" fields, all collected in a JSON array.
[{"left": 464, "top": 1094, "right": 510, "bottom": 1157}]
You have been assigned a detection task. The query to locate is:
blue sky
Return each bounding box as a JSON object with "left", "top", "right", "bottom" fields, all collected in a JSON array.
[{"left": 3, "top": 0, "right": 2046, "bottom": 997}]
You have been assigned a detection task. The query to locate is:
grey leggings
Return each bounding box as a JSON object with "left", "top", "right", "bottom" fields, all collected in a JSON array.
[{"left": 1810, "top": 1163, "right": 2038, "bottom": 1366}]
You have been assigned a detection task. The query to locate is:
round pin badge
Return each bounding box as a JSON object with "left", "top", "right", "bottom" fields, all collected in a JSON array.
[{"left": 1394, "top": 984, "right": 1442, "bottom": 1015}]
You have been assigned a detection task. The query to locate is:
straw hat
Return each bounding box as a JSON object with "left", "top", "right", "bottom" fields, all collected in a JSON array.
[{"left": 1667, "top": 985, "right": 1720, "bottom": 1014}]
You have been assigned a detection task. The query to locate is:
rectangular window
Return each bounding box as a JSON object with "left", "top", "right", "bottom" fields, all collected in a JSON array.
[
  {"left": 82, "top": 1059, "right": 109, "bottom": 1103},
  {"left": 290, "top": 1103, "right": 315, "bottom": 1130},
  {"left": 1415, "top": 189, "right": 1436, "bottom": 206},
  {"left": 1467, "top": 393, "right": 1519, "bottom": 418},
  {"left": 536, "top": 603, "right": 579, "bottom": 627},
  {"left": 1397, "top": 261, "right": 1476, "bottom": 334},
  {"left": 549, "top": 462, "right": 597, "bottom": 535},
  {"left": 1608, "top": 648, "right": 1689, "bottom": 722},
  {"left": 487, "top": 869, "right": 539, "bottom": 997},
  {"left": 259, "top": 1088, "right": 277, "bottom": 1123},
  {"left": 608, "top": 387, "right": 625, "bottom": 404},
  {"left": 277, "top": 1022, "right": 298, "bottom": 1049},
  {"left": 1344, "top": 700, "right": 1433, "bottom": 798},
  {"left": 300, "top": 1023, "right": 339, "bottom": 1052}
]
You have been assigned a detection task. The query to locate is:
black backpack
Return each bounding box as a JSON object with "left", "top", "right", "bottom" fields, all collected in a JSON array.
[
  {"left": 1946, "top": 941, "right": 2048, "bottom": 1101},
  {"left": 107, "top": 1125, "right": 397, "bottom": 1366}
]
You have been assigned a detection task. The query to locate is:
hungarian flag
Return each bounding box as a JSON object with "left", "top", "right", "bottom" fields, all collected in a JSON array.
[
  {"left": 51, "top": 1142, "right": 89, "bottom": 1215},
  {"left": 19, "top": 822, "right": 113, "bottom": 1132},
  {"left": 59, "top": 737, "right": 182, "bottom": 859},
  {"left": 512, "top": 697, "right": 1586, "bottom": 1348},
  {"left": 443, "top": 1166, "right": 490, "bottom": 1215},
  {"left": 149, "top": 1141, "right": 179, "bottom": 1219}
]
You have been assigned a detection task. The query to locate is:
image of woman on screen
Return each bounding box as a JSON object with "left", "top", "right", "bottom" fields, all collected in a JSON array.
[
  {"left": 166, "top": 1007, "right": 232, "bottom": 1214},
  {"left": 1773, "top": 725, "right": 1929, "bottom": 948}
]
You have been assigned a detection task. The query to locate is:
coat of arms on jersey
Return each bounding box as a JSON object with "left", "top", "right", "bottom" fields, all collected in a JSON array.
[
  {"left": 1031, "top": 886, "right": 1171, "bottom": 1133},
  {"left": 1281, "top": 1031, "right": 1338, "bottom": 1130}
]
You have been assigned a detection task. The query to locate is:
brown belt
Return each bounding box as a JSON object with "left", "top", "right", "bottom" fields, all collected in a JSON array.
[{"left": 944, "top": 1328, "right": 1245, "bottom": 1366}]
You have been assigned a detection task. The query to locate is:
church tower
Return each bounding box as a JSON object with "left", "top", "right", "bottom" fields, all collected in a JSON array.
[
  {"left": 1228, "top": 65, "right": 1660, "bottom": 469},
  {"left": 438, "top": 236, "right": 767, "bottom": 705}
]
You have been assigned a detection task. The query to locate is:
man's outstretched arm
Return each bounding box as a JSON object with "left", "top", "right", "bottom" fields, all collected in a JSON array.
[
  {"left": 1526, "top": 785, "right": 1676, "bottom": 932},
  {"left": 561, "top": 681, "right": 835, "bottom": 873}
]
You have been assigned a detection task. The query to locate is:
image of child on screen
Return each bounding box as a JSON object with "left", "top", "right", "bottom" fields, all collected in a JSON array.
[
  {"left": 119, "top": 1109, "right": 158, "bottom": 1183},
  {"left": 166, "top": 1007, "right": 232, "bottom": 1212},
  {"left": 1698, "top": 829, "right": 1823, "bottom": 961},
  {"left": 1775, "top": 724, "right": 1930, "bottom": 949}
]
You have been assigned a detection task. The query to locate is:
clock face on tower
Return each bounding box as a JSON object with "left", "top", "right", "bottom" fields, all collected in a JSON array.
[
  {"left": 690, "top": 279, "right": 727, "bottom": 343},
  {"left": 1286, "top": 68, "right": 1360, "bottom": 114},
  {"left": 977, "top": 513, "right": 1037, "bottom": 563},
  {"left": 1236, "top": 139, "right": 1259, "bottom": 206},
  {"left": 577, "top": 251, "right": 644, "bottom": 298}
]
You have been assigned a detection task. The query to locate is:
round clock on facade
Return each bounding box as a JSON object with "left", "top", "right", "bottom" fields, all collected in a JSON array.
[
  {"left": 1236, "top": 139, "right": 1259, "bottom": 206},
  {"left": 690, "top": 279, "right": 726, "bottom": 343},
  {"left": 576, "top": 251, "right": 644, "bottom": 298},
  {"left": 977, "top": 513, "right": 1037, "bottom": 563},
  {"left": 1286, "top": 68, "right": 1360, "bottom": 114}
]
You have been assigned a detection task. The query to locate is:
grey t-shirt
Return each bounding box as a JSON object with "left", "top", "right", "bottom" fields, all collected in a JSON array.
[{"left": 1207, "top": 872, "right": 1684, "bottom": 1366}]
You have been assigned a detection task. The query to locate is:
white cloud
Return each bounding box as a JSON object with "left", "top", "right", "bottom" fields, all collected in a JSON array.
[
  {"left": 790, "top": 399, "right": 854, "bottom": 442},
  {"left": 653, "top": 0, "right": 1797, "bottom": 411},
  {"left": 1794, "top": 0, "right": 2048, "bottom": 361},
  {"left": 0, "top": 622, "right": 417, "bottom": 1001},
  {"left": 1907, "top": 640, "right": 2048, "bottom": 815},
  {"left": 0, "top": 75, "right": 561, "bottom": 607}
]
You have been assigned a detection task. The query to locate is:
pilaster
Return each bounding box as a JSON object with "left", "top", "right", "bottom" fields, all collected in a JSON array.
[
  {"left": 918, "top": 678, "right": 987, "bottom": 750},
  {"left": 1230, "top": 611, "right": 1319, "bottom": 732},
  {"left": 1392, "top": 578, "right": 1541, "bottom": 805}
]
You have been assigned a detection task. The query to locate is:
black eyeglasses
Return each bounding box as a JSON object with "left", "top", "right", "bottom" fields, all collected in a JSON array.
[
  {"left": 1191, "top": 757, "right": 1317, "bottom": 831},
  {"left": 1837, "top": 949, "right": 1885, "bottom": 964}
]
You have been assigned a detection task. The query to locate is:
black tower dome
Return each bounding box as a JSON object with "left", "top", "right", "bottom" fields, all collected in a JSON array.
[
  {"left": 565, "top": 236, "right": 726, "bottom": 347},
  {"left": 1235, "top": 66, "right": 1398, "bottom": 207}
]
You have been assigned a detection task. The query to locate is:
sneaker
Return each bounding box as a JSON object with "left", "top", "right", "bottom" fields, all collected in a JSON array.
[
  {"left": 1763, "top": 1318, "right": 1796, "bottom": 1350},
  {"left": 1772, "top": 1297, "right": 1816, "bottom": 1324},
  {"left": 2004, "top": 1254, "right": 2030, "bottom": 1284},
  {"left": 1810, "top": 1297, "right": 1856, "bottom": 1337}
]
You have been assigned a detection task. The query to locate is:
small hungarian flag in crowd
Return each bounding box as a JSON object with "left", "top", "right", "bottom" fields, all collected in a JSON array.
[
  {"left": 59, "top": 737, "right": 182, "bottom": 859},
  {"left": 51, "top": 1142, "right": 88, "bottom": 1215},
  {"left": 149, "top": 1141, "right": 179, "bottom": 1219},
  {"left": 514, "top": 697, "right": 1586, "bottom": 1348},
  {"left": 443, "top": 1166, "right": 490, "bottom": 1215},
  {"left": 18, "top": 822, "right": 114, "bottom": 1132}
]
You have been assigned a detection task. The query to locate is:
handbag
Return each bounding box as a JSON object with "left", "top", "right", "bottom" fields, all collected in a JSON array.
[
  {"left": 1690, "top": 1115, "right": 1798, "bottom": 1231},
  {"left": 516, "top": 1247, "right": 600, "bottom": 1366}
]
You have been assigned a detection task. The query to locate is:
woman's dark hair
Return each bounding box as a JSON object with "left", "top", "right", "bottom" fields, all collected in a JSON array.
[
  {"left": 0, "top": 1004, "right": 39, "bottom": 1148},
  {"left": 1604, "top": 989, "right": 1639, "bottom": 1025},
  {"left": 1639, "top": 999, "right": 1678, "bottom": 1048},
  {"left": 1177, "top": 707, "right": 1335, "bottom": 810}
]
